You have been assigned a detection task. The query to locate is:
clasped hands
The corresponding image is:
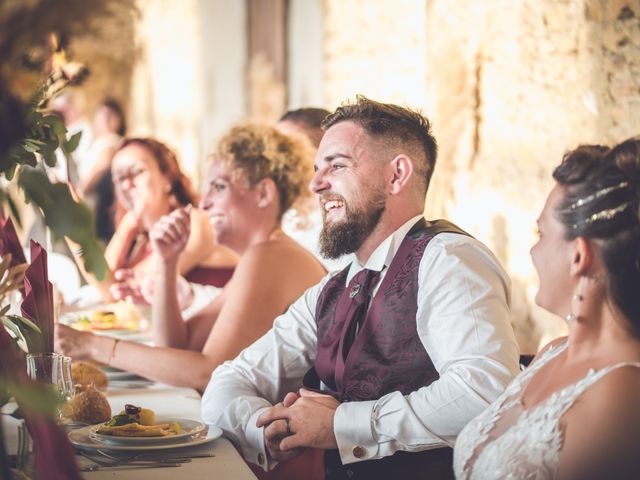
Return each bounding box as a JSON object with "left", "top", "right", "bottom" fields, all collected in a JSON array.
[{"left": 256, "top": 388, "right": 340, "bottom": 461}]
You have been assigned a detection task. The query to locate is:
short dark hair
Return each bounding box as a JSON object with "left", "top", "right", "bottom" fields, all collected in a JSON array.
[
  {"left": 322, "top": 95, "right": 438, "bottom": 192},
  {"left": 278, "top": 108, "right": 330, "bottom": 148},
  {"left": 553, "top": 138, "right": 640, "bottom": 337}
]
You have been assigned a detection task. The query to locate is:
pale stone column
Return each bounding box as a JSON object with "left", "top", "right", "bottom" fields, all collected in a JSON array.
[
  {"left": 287, "top": 0, "right": 326, "bottom": 109},
  {"left": 129, "top": 0, "right": 247, "bottom": 187}
]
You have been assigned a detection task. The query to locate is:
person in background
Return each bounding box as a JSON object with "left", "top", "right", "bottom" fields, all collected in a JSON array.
[
  {"left": 27, "top": 93, "right": 92, "bottom": 254},
  {"left": 201, "top": 96, "right": 519, "bottom": 479},
  {"left": 49, "top": 91, "right": 93, "bottom": 185},
  {"left": 69, "top": 137, "right": 238, "bottom": 303},
  {"left": 56, "top": 123, "right": 326, "bottom": 392},
  {"left": 277, "top": 108, "right": 330, "bottom": 149},
  {"left": 277, "top": 107, "right": 349, "bottom": 273},
  {"left": 79, "top": 98, "right": 126, "bottom": 244},
  {"left": 454, "top": 138, "right": 640, "bottom": 480}
]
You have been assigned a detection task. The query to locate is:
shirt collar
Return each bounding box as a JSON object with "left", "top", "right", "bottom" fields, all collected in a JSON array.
[{"left": 345, "top": 214, "right": 424, "bottom": 284}]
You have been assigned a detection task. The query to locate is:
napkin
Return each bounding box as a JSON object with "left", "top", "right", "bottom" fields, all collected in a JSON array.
[
  {"left": 21, "top": 240, "right": 54, "bottom": 353},
  {"left": 0, "top": 328, "right": 82, "bottom": 480},
  {"left": 0, "top": 215, "right": 27, "bottom": 267}
]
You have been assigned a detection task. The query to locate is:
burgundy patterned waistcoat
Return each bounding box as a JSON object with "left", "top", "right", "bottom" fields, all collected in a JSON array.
[{"left": 305, "top": 218, "right": 469, "bottom": 402}]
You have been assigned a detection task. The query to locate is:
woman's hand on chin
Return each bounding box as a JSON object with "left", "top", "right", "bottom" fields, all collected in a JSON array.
[{"left": 149, "top": 206, "right": 192, "bottom": 264}]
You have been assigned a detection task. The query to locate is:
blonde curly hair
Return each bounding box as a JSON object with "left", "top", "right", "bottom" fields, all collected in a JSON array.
[{"left": 214, "top": 123, "right": 315, "bottom": 218}]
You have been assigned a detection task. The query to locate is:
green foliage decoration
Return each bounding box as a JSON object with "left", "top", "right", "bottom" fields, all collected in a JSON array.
[
  {"left": 0, "top": 3, "right": 138, "bottom": 476},
  {"left": 18, "top": 166, "right": 106, "bottom": 279},
  {"left": 0, "top": 68, "right": 107, "bottom": 280}
]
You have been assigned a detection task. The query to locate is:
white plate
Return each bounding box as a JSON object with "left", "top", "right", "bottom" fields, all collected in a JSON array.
[
  {"left": 69, "top": 424, "right": 222, "bottom": 452},
  {"left": 104, "top": 370, "right": 144, "bottom": 381},
  {"left": 102, "top": 366, "right": 154, "bottom": 383},
  {"left": 88, "top": 418, "right": 205, "bottom": 445},
  {"left": 60, "top": 308, "right": 149, "bottom": 336}
]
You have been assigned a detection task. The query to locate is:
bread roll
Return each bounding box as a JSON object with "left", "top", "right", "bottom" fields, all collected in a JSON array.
[
  {"left": 71, "top": 361, "right": 108, "bottom": 390},
  {"left": 67, "top": 385, "right": 111, "bottom": 424}
]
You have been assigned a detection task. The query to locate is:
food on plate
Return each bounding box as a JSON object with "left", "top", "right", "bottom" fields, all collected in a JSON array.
[
  {"left": 113, "top": 404, "right": 156, "bottom": 426},
  {"left": 96, "top": 404, "right": 180, "bottom": 437},
  {"left": 112, "top": 301, "right": 142, "bottom": 327},
  {"left": 65, "top": 384, "right": 111, "bottom": 424},
  {"left": 71, "top": 361, "right": 108, "bottom": 390},
  {"left": 97, "top": 422, "right": 179, "bottom": 437},
  {"left": 71, "top": 301, "right": 142, "bottom": 331}
]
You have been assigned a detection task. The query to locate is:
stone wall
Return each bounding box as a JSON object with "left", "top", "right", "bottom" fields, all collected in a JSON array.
[
  {"left": 323, "top": 0, "right": 428, "bottom": 108},
  {"left": 67, "top": 1, "right": 137, "bottom": 116},
  {"left": 425, "top": 0, "right": 640, "bottom": 351}
]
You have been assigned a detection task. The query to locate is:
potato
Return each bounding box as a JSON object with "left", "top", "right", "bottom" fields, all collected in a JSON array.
[{"left": 119, "top": 404, "right": 156, "bottom": 426}]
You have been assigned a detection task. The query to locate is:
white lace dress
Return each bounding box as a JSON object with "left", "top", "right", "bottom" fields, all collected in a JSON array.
[{"left": 453, "top": 341, "right": 640, "bottom": 479}]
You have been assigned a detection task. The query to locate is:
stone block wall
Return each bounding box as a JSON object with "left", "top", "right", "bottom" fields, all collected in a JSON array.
[
  {"left": 323, "top": 0, "right": 428, "bottom": 108},
  {"left": 424, "top": 0, "right": 640, "bottom": 351}
]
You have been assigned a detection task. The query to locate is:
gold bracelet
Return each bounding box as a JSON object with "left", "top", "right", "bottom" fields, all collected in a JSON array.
[{"left": 108, "top": 338, "right": 120, "bottom": 365}]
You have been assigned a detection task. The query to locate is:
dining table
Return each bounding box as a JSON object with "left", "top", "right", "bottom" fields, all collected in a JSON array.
[
  {"left": 3, "top": 295, "right": 258, "bottom": 479},
  {"left": 3, "top": 378, "right": 258, "bottom": 479}
]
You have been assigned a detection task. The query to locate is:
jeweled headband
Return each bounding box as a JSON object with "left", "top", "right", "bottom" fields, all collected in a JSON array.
[
  {"left": 576, "top": 202, "right": 633, "bottom": 227},
  {"left": 567, "top": 180, "right": 633, "bottom": 229},
  {"left": 568, "top": 181, "right": 628, "bottom": 209}
]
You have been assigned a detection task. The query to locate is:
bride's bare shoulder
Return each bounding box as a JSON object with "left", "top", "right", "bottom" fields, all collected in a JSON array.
[
  {"left": 560, "top": 363, "right": 640, "bottom": 478},
  {"left": 585, "top": 363, "right": 640, "bottom": 408}
]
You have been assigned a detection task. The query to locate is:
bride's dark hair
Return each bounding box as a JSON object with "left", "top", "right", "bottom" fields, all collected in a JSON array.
[{"left": 553, "top": 138, "right": 640, "bottom": 336}]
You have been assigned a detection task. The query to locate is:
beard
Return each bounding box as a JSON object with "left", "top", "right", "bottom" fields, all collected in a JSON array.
[{"left": 319, "top": 192, "right": 386, "bottom": 259}]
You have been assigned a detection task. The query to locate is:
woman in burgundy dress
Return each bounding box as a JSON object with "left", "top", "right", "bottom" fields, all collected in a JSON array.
[{"left": 56, "top": 124, "right": 326, "bottom": 392}]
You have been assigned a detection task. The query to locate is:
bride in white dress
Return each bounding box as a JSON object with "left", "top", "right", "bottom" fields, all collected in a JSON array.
[{"left": 454, "top": 138, "right": 640, "bottom": 480}]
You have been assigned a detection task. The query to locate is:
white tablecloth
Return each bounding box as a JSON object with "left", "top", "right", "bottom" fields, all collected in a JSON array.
[{"left": 3, "top": 382, "right": 257, "bottom": 479}]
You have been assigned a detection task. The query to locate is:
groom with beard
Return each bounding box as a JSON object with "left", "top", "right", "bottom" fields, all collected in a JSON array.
[{"left": 202, "top": 96, "right": 519, "bottom": 480}]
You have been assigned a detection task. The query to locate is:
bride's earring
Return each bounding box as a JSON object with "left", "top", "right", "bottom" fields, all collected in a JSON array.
[{"left": 565, "top": 292, "right": 583, "bottom": 322}]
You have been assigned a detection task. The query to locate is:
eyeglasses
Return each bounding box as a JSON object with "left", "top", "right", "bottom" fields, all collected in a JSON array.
[{"left": 113, "top": 166, "right": 146, "bottom": 187}]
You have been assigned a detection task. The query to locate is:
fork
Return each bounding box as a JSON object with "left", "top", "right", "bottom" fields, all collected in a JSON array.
[
  {"left": 113, "top": 452, "right": 214, "bottom": 460},
  {"left": 79, "top": 450, "right": 183, "bottom": 468},
  {"left": 80, "top": 463, "right": 182, "bottom": 472},
  {"left": 96, "top": 449, "right": 194, "bottom": 464}
]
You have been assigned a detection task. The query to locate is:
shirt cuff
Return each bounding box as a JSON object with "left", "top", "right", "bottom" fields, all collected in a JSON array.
[
  {"left": 245, "top": 407, "right": 275, "bottom": 471},
  {"left": 334, "top": 400, "right": 379, "bottom": 464}
]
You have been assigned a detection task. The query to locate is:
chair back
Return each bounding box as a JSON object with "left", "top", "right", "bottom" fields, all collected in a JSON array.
[{"left": 519, "top": 354, "right": 535, "bottom": 369}]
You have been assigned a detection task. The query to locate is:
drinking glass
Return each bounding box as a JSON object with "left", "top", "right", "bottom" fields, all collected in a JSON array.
[
  {"left": 58, "top": 356, "right": 74, "bottom": 402},
  {"left": 25, "top": 352, "right": 73, "bottom": 418},
  {"left": 26, "top": 352, "right": 62, "bottom": 385}
]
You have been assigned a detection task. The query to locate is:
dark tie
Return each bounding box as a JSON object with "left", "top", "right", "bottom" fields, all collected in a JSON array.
[{"left": 340, "top": 268, "right": 382, "bottom": 360}]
